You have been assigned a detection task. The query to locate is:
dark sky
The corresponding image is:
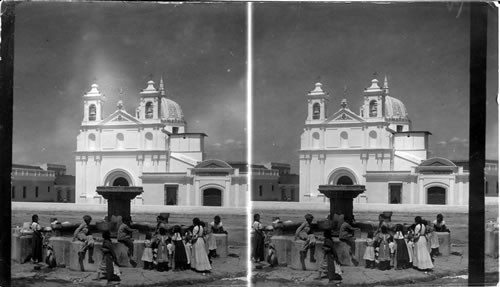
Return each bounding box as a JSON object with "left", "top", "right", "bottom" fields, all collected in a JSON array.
[
  {"left": 13, "top": 2, "right": 246, "bottom": 175},
  {"left": 253, "top": 3, "right": 498, "bottom": 173}
]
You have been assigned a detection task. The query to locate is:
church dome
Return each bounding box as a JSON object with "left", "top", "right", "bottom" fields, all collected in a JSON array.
[
  {"left": 160, "top": 97, "right": 184, "bottom": 122},
  {"left": 384, "top": 96, "right": 408, "bottom": 119}
]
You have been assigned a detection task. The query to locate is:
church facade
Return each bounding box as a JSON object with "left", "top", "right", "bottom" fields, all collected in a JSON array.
[
  {"left": 299, "top": 77, "right": 469, "bottom": 205},
  {"left": 75, "top": 79, "right": 246, "bottom": 207}
]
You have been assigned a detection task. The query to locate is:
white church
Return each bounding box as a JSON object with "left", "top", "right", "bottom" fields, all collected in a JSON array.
[
  {"left": 75, "top": 78, "right": 247, "bottom": 207},
  {"left": 299, "top": 77, "right": 469, "bottom": 205}
]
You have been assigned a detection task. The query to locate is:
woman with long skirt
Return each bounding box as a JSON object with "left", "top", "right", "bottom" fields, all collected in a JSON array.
[
  {"left": 191, "top": 218, "right": 212, "bottom": 272},
  {"left": 394, "top": 224, "right": 411, "bottom": 269},
  {"left": 172, "top": 225, "right": 188, "bottom": 271},
  {"left": 412, "top": 216, "right": 433, "bottom": 271}
]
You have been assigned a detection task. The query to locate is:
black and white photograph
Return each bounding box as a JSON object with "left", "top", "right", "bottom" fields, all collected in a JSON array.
[
  {"left": 250, "top": 3, "right": 498, "bottom": 286},
  {"left": 6, "top": 2, "right": 247, "bottom": 286},
  {"left": 0, "top": 2, "right": 499, "bottom": 287}
]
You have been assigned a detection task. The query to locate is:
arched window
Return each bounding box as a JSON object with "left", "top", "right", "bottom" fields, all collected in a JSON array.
[
  {"left": 89, "top": 104, "right": 96, "bottom": 121},
  {"left": 340, "top": 131, "right": 349, "bottom": 148},
  {"left": 116, "top": 133, "right": 124, "bottom": 149},
  {"left": 369, "top": 100, "right": 378, "bottom": 117},
  {"left": 145, "top": 132, "right": 153, "bottom": 149},
  {"left": 145, "top": 102, "right": 153, "bottom": 119},
  {"left": 427, "top": 186, "right": 446, "bottom": 204},
  {"left": 88, "top": 133, "right": 96, "bottom": 150},
  {"left": 312, "top": 103, "right": 320, "bottom": 120}
]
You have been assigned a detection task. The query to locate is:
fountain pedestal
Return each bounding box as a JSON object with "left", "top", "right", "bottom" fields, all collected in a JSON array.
[
  {"left": 318, "top": 185, "right": 365, "bottom": 220},
  {"left": 96, "top": 186, "right": 143, "bottom": 220}
]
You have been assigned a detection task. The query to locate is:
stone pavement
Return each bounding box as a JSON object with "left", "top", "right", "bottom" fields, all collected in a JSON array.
[
  {"left": 252, "top": 245, "right": 499, "bottom": 286},
  {"left": 11, "top": 245, "right": 247, "bottom": 287}
]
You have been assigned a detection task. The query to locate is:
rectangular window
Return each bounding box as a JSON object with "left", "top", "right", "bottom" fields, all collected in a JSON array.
[
  {"left": 485, "top": 181, "right": 489, "bottom": 194},
  {"left": 12, "top": 186, "right": 15, "bottom": 199},
  {"left": 259, "top": 185, "right": 263, "bottom": 197},
  {"left": 172, "top": 127, "right": 179, "bottom": 134},
  {"left": 35, "top": 186, "right": 39, "bottom": 198},
  {"left": 389, "top": 183, "right": 402, "bottom": 204},
  {"left": 164, "top": 185, "right": 178, "bottom": 205},
  {"left": 271, "top": 185, "right": 274, "bottom": 191},
  {"left": 396, "top": 125, "right": 403, "bottom": 132},
  {"left": 67, "top": 190, "right": 70, "bottom": 202},
  {"left": 48, "top": 186, "right": 50, "bottom": 193},
  {"left": 23, "top": 186, "right": 26, "bottom": 199}
]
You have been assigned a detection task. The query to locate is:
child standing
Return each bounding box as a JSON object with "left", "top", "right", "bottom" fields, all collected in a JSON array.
[
  {"left": 388, "top": 239, "right": 396, "bottom": 268},
  {"left": 141, "top": 233, "right": 154, "bottom": 270},
  {"left": 30, "top": 214, "right": 43, "bottom": 264},
  {"left": 375, "top": 225, "right": 392, "bottom": 270},
  {"left": 363, "top": 231, "right": 375, "bottom": 269},
  {"left": 183, "top": 230, "right": 193, "bottom": 269},
  {"left": 95, "top": 231, "right": 120, "bottom": 283},
  {"left": 155, "top": 227, "right": 170, "bottom": 272},
  {"left": 267, "top": 243, "right": 278, "bottom": 267},
  {"left": 394, "top": 224, "right": 411, "bottom": 269},
  {"left": 73, "top": 215, "right": 95, "bottom": 271},
  {"left": 428, "top": 224, "right": 440, "bottom": 260},
  {"left": 172, "top": 225, "right": 188, "bottom": 271}
]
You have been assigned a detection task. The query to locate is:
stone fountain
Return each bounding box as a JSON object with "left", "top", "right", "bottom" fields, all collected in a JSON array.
[
  {"left": 96, "top": 186, "right": 143, "bottom": 220},
  {"left": 318, "top": 185, "right": 365, "bottom": 220}
]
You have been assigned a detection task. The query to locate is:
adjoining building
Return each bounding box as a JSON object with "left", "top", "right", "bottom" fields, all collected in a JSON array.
[
  {"left": 251, "top": 162, "right": 300, "bottom": 201},
  {"left": 11, "top": 163, "right": 75, "bottom": 203},
  {"left": 75, "top": 79, "right": 247, "bottom": 207},
  {"left": 299, "top": 77, "right": 481, "bottom": 205}
]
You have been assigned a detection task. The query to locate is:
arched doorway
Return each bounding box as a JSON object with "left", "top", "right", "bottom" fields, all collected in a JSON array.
[
  {"left": 113, "top": 177, "right": 130, "bottom": 186},
  {"left": 328, "top": 168, "right": 358, "bottom": 185},
  {"left": 103, "top": 169, "right": 134, "bottom": 187},
  {"left": 427, "top": 186, "right": 446, "bottom": 205},
  {"left": 203, "top": 188, "right": 222, "bottom": 206},
  {"left": 337, "top": 176, "right": 353, "bottom": 185}
]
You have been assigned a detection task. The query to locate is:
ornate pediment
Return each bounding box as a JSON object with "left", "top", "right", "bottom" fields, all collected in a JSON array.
[
  {"left": 100, "top": 109, "right": 142, "bottom": 126},
  {"left": 326, "top": 108, "right": 365, "bottom": 123}
]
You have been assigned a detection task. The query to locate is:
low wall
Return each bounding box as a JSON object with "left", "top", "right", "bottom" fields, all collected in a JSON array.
[
  {"left": 268, "top": 233, "right": 451, "bottom": 270},
  {"left": 12, "top": 232, "right": 229, "bottom": 271}
]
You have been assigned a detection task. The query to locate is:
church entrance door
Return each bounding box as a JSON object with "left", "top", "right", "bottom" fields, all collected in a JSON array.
[
  {"left": 112, "top": 177, "right": 129, "bottom": 186},
  {"left": 203, "top": 188, "right": 222, "bottom": 206}
]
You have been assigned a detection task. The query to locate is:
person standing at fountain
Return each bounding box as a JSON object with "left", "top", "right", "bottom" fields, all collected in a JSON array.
[
  {"left": 73, "top": 215, "right": 95, "bottom": 271},
  {"left": 295, "top": 213, "right": 317, "bottom": 270},
  {"left": 339, "top": 216, "right": 358, "bottom": 266},
  {"left": 412, "top": 216, "right": 433, "bottom": 271},
  {"left": 252, "top": 214, "right": 265, "bottom": 263},
  {"left": 374, "top": 225, "right": 392, "bottom": 270},
  {"left": 117, "top": 216, "right": 138, "bottom": 267},
  {"left": 363, "top": 231, "right": 376, "bottom": 269},
  {"left": 394, "top": 224, "right": 411, "bottom": 269},
  {"left": 172, "top": 225, "right": 188, "bottom": 271},
  {"left": 95, "top": 231, "right": 120, "bottom": 283},
  {"left": 30, "top": 214, "right": 43, "bottom": 264},
  {"left": 208, "top": 215, "right": 226, "bottom": 260},
  {"left": 191, "top": 217, "right": 212, "bottom": 273},
  {"left": 319, "top": 229, "right": 342, "bottom": 282}
]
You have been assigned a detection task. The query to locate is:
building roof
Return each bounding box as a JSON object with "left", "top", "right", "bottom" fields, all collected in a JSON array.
[{"left": 12, "top": 164, "right": 42, "bottom": 170}]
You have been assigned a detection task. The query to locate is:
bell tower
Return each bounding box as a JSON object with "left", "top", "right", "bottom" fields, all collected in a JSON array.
[
  {"left": 362, "top": 77, "right": 385, "bottom": 120},
  {"left": 306, "top": 82, "right": 329, "bottom": 122},
  {"left": 138, "top": 78, "right": 162, "bottom": 120},
  {"left": 82, "top": 83, "right": 105, "bottom": 123}
]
